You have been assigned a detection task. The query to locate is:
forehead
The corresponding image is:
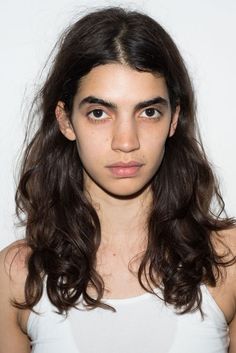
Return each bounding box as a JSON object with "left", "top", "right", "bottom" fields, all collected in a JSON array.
[{"left": 75, "top": 63, "right": 169, "bottom": 105}]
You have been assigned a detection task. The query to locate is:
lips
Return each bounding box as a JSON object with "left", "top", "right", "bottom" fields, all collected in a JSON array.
[
  {"left": 106, "top": 161, "right": 144, "bottom": 167},
  {"left": 106, "top": 161, "right": 144, "bottom": 177}
]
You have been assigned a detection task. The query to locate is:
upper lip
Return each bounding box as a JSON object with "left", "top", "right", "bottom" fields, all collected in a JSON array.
[{"left": 106, "top": 161, "right": 144, "bottom": 167}]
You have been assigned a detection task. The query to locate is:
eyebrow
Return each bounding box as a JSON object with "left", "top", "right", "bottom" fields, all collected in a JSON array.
[{"left": 78, "top": 95, "right": 169, "bottom": 110}]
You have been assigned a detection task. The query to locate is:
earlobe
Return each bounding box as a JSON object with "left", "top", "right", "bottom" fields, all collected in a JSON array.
[
  {"left": 55, "top": 101, "right": 76, "bottom": 141},
  {"left": 169, "top": 105, "right": 180, "bottom": 137}
]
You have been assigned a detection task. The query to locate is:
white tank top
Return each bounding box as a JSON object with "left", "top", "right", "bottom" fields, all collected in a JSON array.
[{"left": 27, "top": 284, "right": 229, "bottom": 353}]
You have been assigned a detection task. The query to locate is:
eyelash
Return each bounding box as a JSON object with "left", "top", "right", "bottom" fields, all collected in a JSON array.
[
  {"left": 140, "top": 108, "right": 162, "bottom": 119},
  {"left": 86, "top": 109, "right": 109, "bottom": 123},
  {"left": 86, "top": 108, "right": 162, "bottom": 123}
]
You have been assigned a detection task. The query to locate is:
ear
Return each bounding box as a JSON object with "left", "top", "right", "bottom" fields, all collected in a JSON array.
[
  {"left": 55, "top": 101, "right": 76, "bottom": 141},
  {"left": 169, "top": 105, "right": 180, "bottom": 137}
]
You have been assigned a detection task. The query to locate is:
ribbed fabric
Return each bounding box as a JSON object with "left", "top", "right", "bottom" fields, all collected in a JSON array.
[{"left": 27, "top": 284, "right": 229, "bottom": 353}]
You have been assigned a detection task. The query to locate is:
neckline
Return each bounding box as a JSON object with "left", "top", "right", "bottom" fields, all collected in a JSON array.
[{"left": 100, "top": 287, "right": 161, "bottom": 305}]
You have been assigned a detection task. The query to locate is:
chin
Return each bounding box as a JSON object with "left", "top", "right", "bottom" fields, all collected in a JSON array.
[{"left": 99, "top": 180, "right": 152, "bottom": 199}]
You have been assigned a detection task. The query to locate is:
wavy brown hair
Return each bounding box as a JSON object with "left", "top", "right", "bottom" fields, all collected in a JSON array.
[{"left": 14, "top": 7, "right": 235, "bottom": 315}]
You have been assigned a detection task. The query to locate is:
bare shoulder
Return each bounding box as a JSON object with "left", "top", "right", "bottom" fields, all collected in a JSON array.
[
  {"left": 0, "top": 240, "right": 31, "bottom": 353},
  {"left": 0, "top": 240, "right": 30, "bottom": 294},
  {"left": 215, "top": 226, "right": 236, "bottom": 251},
  {"left": 211, "top": 226, "right": 236, "bottom": 287},
  {"left": 210, "top": 225, "right": 235, "bottom": 257},
  {"left": 210, "top": 227, "right": 236, "bottom": 352}
]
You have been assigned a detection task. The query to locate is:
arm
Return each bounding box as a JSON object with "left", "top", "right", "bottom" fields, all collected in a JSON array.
[
  {"left": 218, "top": 228, "right": 236, "bottom": 353},
  {"left": 229, "top": 314, "right": 236, "bottom": 353},
  {"left": 0, "top": 242, "right": 31, "bottom": 353}
]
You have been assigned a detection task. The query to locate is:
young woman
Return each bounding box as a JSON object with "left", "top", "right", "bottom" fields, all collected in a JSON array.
[{"left": 0, "top": 6, "right": 235, "bottom": 353}]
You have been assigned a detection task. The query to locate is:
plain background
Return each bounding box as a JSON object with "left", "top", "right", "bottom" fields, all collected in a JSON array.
[{"left": 0, "top": 0, "right": 235, "bottom": 250}]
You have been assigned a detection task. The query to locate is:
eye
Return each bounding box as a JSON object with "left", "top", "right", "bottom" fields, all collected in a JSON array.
[
  {"left": 140, "top": 108, "right": 161, "bottom": 119},
  {"left": 87, "top": 109, "right": 109, "bottom": 120}
]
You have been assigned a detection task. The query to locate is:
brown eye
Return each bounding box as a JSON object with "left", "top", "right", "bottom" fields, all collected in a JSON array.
[
  {"left": 140, "top": 108, "right": 161, "bottom": 119},
  {"left": 92, "top": 109, "right": 103, "bottom": 118},
  {"left": 87, "top": 109, "right": 108, "bottom": 120}
]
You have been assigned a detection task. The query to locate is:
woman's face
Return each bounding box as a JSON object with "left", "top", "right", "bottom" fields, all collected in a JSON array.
[{"left": 56, "top": 63, "right": 179, "bottom": 198}]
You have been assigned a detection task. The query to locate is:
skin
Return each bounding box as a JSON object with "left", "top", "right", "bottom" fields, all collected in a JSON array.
[
  {"left": 56, "top": 63, "right": 180, "bottom": 298},
  {"left": 0, "top": 63, "right": 235, "bottom": 352},
  {"left": 56, "top": 63, "right": 179, "bottom": 251}
]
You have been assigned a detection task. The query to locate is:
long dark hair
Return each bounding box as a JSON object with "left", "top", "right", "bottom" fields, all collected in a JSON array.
[{"left": 14, "top": 6, "right": 235, "bottom": 315}]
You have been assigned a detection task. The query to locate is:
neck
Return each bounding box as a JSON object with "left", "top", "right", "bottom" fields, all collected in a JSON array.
[{"left": 85, "top": 184, "right": 152, "bottom": 251}]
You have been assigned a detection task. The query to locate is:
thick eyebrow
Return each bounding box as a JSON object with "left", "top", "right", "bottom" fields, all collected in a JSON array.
[
  {"left": 78, "top": 95, "right": 169, "bottom": 111},
  {"left": 136, "top": 97, "right": 169, "bottom": 110}
]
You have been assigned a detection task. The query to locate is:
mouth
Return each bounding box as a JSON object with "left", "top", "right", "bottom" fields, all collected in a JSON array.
[
  {"left": 106, "top": 161, "right": 144, "bottom": 177},
  {"left": 106, "top": 161, "right": 144, "bottom": 168}
]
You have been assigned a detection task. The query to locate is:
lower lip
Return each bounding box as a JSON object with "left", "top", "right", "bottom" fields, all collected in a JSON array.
[{"left": 107, "top": 165, "right": 143, "bottom": 177}]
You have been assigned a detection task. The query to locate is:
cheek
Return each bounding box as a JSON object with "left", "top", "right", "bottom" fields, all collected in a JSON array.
[
  {"left": 145, "top": 129, "right": 169, "bottom": 157},
  {"left": 75, "top": 133, "right": 107, "bottom": 164}
]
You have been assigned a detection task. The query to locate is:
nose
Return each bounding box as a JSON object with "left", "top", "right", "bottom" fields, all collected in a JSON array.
[{"left": 111, "top": 118, "right": 140, "bottom": 152}]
